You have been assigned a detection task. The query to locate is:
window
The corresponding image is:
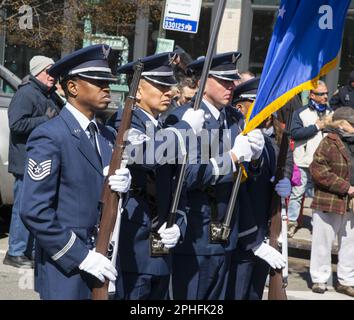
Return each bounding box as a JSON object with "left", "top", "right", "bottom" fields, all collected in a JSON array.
[
  {"left": 248, "top": 7, "right": 277, "bottom": 76},
  {"left": 338, "top": 11, "right": 354, "bottom": 87}
]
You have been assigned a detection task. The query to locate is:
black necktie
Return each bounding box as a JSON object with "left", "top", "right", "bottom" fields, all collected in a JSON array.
[
  {"left": 157, "top": 121, "right": 163, "bottom": 130},
  {"left": 218, "top": 111, "right": 225, "bottom": 130},
  {"left": 219, "top": 111, "right": 226, "bottom": 141},
  {"left": 87, "top": 122, "right": 101, "bottom": 163}
]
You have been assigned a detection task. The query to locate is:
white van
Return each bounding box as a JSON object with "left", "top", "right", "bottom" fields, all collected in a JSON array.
[{"left": 0, "top": 65, "right": 20, "bottom": 206}]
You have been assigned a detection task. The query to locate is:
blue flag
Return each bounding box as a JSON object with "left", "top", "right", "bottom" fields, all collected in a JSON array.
[{"left": 244, "top": 0, "right": 350, "bottom": 134}]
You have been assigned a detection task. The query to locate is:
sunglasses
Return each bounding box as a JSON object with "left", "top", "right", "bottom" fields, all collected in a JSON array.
[{"left": 311, "top": 91, "right": 328, "bottom": 96}]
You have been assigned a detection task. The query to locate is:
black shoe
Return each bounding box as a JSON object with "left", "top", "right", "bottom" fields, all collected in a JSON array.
[
  {"left": 3, "top": 253, "right": 34, "bottom": 269},
  {"left": 335, "top": 284, "right": 354, "bottom": 297},
  {"left": 312, "top": 283, "right": 326, "bottom": 294}
]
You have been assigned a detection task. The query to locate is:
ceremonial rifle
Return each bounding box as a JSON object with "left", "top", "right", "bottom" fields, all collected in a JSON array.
[
  {"left": 149, "top": 0, "right": 228, "bottom": 255},
  {"left": 92, "top": 61, "right": 144, "bottom": 300}
]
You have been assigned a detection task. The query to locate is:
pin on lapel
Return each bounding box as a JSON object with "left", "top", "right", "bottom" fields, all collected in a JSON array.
[{"left": 204, "top": 113, "right": 211, "bottom": 120}]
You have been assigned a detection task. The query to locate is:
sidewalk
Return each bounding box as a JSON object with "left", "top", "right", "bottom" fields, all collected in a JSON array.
[
  {"left": 287, "top": 198, "right": 338, "bottom": 254},
  {"left": 0, "top": 204, "right": 352, "bottom": 300},
  {"left": 0, "top": 239, "right": 39, "bottom": 300}
]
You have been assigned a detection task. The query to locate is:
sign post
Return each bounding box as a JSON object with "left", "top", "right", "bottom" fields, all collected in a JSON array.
[{"left": 163, "top": 0, "right": 202, "bottom": 34}]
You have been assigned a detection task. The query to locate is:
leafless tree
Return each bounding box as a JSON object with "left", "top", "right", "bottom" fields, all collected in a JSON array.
[{"left": 0, "top": 0, "right": 162, "bottom": 53}]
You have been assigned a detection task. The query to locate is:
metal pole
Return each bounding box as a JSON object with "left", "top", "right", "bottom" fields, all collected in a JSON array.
[
  {"left": 193, "top": 0, "right": 226, "bottom": 111},
  {"left": 157, "top": 0, "right": 227, "bottom": 244},
  {"left": 223, "top": 166, "right": 242, "bottom": 227}
]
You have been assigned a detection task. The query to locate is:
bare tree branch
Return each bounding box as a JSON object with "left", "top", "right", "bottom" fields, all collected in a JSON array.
[{"left": 3, "top": 0, "right": 163, "bottom": 52}]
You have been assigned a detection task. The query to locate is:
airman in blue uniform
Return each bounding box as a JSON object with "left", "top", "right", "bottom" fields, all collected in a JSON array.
[
  {"left": 107, "top": 52, "right": 205, "bottom": 300},
  {"left": 19, "top": 44, "right": 132, "bottom": 300},
  {"left": 164, "top": 52, "right": 266, "bottom": 300},
  {"left": 226, "top": 78, "right": 291, "bottom": 300}
]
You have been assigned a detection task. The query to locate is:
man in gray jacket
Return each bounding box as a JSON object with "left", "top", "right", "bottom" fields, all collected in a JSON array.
[{"left": 4, "top": 55, "right": 62, "bottom": 268}]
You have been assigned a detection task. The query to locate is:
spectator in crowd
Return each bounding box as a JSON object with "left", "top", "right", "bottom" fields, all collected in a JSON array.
[
  {"left": 4, "top": 55, "right": 62, "bottom": 268},
  {"left": 309, "top": 107, "right": 354, "bottom": 297},
  {"left": 234, "top": 70, "right": 255, "bottom": 86},
  {"left": 287, "top": 80, "right": 333, "bottom": 238},
  {"left": 159, "top": 77, "right": 198, "bottom": 123},
  {"left": 173, "top": 45, "right": 194, "bottom": 82},
  {"left": 330, "top": 71, "right": 354, "bottom": 110},
  {"left": 177, "top": 76, "right": 198, "bottom": 106}
]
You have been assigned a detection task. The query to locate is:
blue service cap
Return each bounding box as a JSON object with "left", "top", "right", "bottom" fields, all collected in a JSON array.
[
  {"left": 117, "top": 52, "right": 178, "bottom": 87},
  {"left": 187, "top": 51, "right": 242, "bottom": 81},
  {"left": 48, "top": 44, "right": 118, "bottom": 83},
  {"left": 233, "top": 77, "right": 260, "bottom": 104}
]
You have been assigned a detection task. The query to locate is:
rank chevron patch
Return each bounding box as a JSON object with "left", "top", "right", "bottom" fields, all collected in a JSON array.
[{"left": 27, "top": 158, "right": 52, "bottom": 181}]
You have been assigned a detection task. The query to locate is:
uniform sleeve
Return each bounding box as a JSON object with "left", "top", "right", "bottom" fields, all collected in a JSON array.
[
  {"left": 125, "top": 119, "right": 192, "bottom": 170},
  {"left": 8, "top": 89, "right": 49, "bottom": 136},
  {"left": 20, "top": 127, "right": 89, "bottom": 274},
  {"left": 236, "top": 184, "right": 258, "bottom": 251},
  {"left": 165, "top": 108, "right": 243, "bottom": 188},
  {"left": 184, "top": 152, "right": 235, "bottom": 190},
  {"left": 309, "top": 138, "right": 350, "bottom": 196},
  {"left": 175, "top": 181, "right": 188, "bottom": 240}
]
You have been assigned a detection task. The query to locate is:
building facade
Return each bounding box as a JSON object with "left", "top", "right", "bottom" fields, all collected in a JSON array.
[{"left": 1, "top": 0, "right": 353, "bottom": 96}]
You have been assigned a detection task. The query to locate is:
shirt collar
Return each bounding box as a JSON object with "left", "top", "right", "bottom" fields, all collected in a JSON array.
[
  {"left": 140, "top": 108, "right": 159, "bottom": 127},
  {"left": 203, "top": 98, "right": 225, "bottom": 121},
  {"left": 65, "top": 102, "right": 98, "bottom": 132}
]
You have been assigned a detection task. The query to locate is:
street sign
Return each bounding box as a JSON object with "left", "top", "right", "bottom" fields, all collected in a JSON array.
[
  {"left": 163, "top": 0, "right": 202, "bottom": 34},
  {"left": 155, "top": 38, "right": 175, "bottom": 54}
]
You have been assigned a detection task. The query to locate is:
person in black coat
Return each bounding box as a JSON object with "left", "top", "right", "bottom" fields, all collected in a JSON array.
[
  {"left": 4, "top": 55, "right": 63, "bottom": 268},
  {"left": 330, "top": 70, "right": 354, "bottom": 110}
]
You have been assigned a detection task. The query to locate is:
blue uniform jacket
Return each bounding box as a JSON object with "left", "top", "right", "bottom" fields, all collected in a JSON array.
[
  {"left": 164, "top": 102, "right": 259, "bottom": 256},
  {"left": 108, "top": 107, "right": 189, "bottom": 275},
  {"left": 20, "top": 106, "right": 115, "bottom": 300}
]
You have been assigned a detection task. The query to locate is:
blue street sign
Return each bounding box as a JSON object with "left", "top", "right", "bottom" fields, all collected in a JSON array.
[
  {"left": 163, "top": 0, "right": 202, "bottom": 34},
  {"left": 163, "top": 17, "right": 198, "bottom": 33}
]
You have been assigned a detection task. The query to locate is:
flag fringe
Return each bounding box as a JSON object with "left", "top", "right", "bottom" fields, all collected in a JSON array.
[{"left": 243, "top": 56, "right": 338, "bottom": 135}]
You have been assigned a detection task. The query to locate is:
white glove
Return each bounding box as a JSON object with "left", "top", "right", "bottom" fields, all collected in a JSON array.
[
  {"left": 247, "top": 129, "right": 265, "bottom": 160},
  {"left": 275, "top": 177, "right": 292, "bottom": 198},
  {"left": 230, "top": 134, "right": 253, "bottom": 162},
  {"left": 157, "top": 223, "right": 181, "bottom": 249},
  {"left": 252, "top": 242, "right": 286, "bottom": 269},
  {"left": 79, "top": 250, "right": 117, "bottom": 283},
  {"left": 108, "top": 168, "right": 131, "bottom": 193},
  {"left": 182, "top": 109, "right": 205, "bottom": 135}
]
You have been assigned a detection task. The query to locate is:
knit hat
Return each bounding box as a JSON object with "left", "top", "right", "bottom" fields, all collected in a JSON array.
[
  {"left": 333, "top": 107, "right": 354, "bottom": 126},
  {"left": 30, "top": 55, "right": 54, "bottom": 76}
]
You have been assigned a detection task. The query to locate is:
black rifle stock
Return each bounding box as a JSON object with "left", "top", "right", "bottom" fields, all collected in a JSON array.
[
  {"left": 268, "top": 128, "right": 289, "bottom": 300},
  {"left": 92, "top": 61, "right": 144, "bottom": 300},
  {"left": 153, "top": 0, "right": 227, "bottom": 253}
]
